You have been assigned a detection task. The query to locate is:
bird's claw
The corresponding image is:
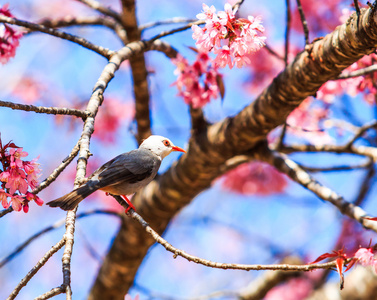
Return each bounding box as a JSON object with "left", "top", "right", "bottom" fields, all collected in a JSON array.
[{"left": 120, "top": 194, "right": 136, "bottom": 215}]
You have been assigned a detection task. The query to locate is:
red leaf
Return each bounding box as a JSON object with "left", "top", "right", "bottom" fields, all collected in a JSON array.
[
  {"left": 335, "top": 258, "right": 346, "bottom": 290},
  {"left": 344, "top": 258, "right": 357, "bottom": 273},
  {"left": 187, "top": 46, "right": 199, "bottom": 54},
  {"left": 335, "top": 258, "right": 344, "bottom": 275},
  {"left": 3, "top": 141, "right": 19, "bottom": 149},
  {"left": 310, "top": 252, "right": 334, "bottom": 264}
]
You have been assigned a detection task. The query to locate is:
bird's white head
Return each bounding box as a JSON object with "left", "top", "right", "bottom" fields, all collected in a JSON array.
[{"left": 139, "top": 135, "right": 186, "bottom": 159}]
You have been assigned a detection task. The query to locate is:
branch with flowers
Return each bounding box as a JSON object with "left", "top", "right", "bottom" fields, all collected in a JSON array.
[
  {"left": 92, "top": 4, "right": 377, "bottom": 298},
  {"left": 3, "top": 1, "right": 377, "bottom": 300}
]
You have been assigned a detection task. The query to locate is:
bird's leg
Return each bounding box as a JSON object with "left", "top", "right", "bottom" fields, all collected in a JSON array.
[{"left": 120, "top": 195, "right": 136, "bottom": 214}]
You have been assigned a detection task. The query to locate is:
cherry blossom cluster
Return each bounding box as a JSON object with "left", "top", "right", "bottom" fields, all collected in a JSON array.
[
  {"left": 0, "top": 136, "right": 43, "bottom": 212},
  {"left": 172, "top": 52, "right": 221, "bottom": 108},
  {"left": 0, "top": 4, "right": 23, "bottom": 65},
  {"left": 192, "top": 3, "right": 266, "bottom": 69}
]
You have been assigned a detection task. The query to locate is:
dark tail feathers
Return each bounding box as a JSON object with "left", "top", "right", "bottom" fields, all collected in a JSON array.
[{"left": 46, "top": 182, "right": 99, "bottom": 211}]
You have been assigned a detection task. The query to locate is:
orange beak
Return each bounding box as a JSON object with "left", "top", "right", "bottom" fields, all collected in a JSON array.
[{"left": 172, "top": 145, "right": 186, "bottom": 153}]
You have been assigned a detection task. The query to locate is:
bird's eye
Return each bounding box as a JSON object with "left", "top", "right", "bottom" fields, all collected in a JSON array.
[{"left": 163, "top": 140, "right": 170, "bottom": 147}]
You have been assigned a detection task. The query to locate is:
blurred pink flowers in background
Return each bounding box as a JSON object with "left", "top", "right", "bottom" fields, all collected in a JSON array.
[{"left": 0, "top": 4, "right": 23, "bottom": 65}]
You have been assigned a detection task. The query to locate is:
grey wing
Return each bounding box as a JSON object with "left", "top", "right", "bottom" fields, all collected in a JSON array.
[{"left": 89, "top": 149, "right": 160, "bottom": 188}]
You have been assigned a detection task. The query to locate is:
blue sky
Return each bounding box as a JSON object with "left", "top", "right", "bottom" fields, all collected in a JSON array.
[{"left": 0, "top": 0, "right": 375, "bottom": 299}]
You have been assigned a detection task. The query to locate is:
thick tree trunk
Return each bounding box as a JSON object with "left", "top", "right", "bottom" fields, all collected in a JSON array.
[{"left": 89, "top": 7, "right": 377, "bottom": 300}]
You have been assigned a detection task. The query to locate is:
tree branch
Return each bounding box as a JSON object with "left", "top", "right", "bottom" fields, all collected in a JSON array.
[
  {"left": 6, "top": 239, "right": 65, "bottom": 300},
  {"left": 338, "top": 64, "right": 377, "bottom": 79},
  {"left": 266, "top": 150, "right": 377, "bottom": 232},
  {"left": 75, "top": 0, "right": 122, "bottom": 23},
  {"left": 121, "top": 0, "right": 152, "bottom": 144},
  {"left": 0, "top": 100, "right": 89, "bottom": 119},
  {"left": 89, "top": 7, "right": 377, "bottom": 299},
  {"left": 0, "top": 210, "right": 120, "bottom": 268},
  {"left": 0, "top": 15, "right": 114, "bottom": 59},
  {"left": 140, "top": 17, "right": 197, "bottom": 31}
]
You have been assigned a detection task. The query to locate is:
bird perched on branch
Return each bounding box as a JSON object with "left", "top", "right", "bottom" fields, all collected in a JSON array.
[{"left": 46, "top": 135, "right": 185, "bottom": 211}]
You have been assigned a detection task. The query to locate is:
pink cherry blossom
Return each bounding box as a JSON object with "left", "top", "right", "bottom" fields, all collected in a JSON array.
[
  {"left": 0, "top": 171, "right": 10, "bottom": 182},
  {"left": 354, "top": 246, "right": 377, "bottom": 273},
  {"left": 217, "top": 3, "right": 237, "bottom": 22},
  {"left": 0, "top": 189, "right": 9, "bottom": 208},
  {"left": 196, "top": 3, "right": 216, "bottom": 21},
  {"left": 222, "top": 161, "right": 288, "bottom": 195},
  {"left": 355, "top": 248, "right": 374, "bottom": 266},
  {"left": 6, "top": 168, "right": 28, "bottom": 194},
  {"left": 233, "top": 54, "right": 251, "bottom": 69},
  {"left": 0, "top": 136, "right": 43, "bottom": 212},
  {"left": 10, "top": 194, "right": 24, "bottom": 211},
  {"left": 26, "top": 191, "right": 43, "bottom": 206},
  {"left": 9, "top": 147, "right": 28, "bottom": 169},
  {"left": 0, "top": 4, "right": 23, "bottom": 65},
  {"left": 191, "top": 2, "right": 266, "bottom": 68},
  {"left": 172, "top": 53, "right": 222, "bottom": 108},
  {"left": 214, "top": 46, "right": 233, "bottom": 68}
]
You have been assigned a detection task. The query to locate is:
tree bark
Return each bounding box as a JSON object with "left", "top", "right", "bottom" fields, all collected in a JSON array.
[
  {"left": 89, "top": 7, "right": 377, "bottom": 300},
  {"left": 121, "top": 0, "right": 152, "bottom": 144}
]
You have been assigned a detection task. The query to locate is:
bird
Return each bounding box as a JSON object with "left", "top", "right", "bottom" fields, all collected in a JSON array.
[{"left": 46, "top": 135, "right": 185, "bottom": 211}]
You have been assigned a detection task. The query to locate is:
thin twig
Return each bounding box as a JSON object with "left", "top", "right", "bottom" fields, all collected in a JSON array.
[
  {"left": 264, "top": 44, "right": 285, "bottom": 61},
  {"left": 239, "top": 257, "right": 303, "bottom": 300},
  {"left": 0, "top": 15, "right": 114, "bottom": 59},
  {"left": 6, "top": 239, "right": 65, "bottom": 300},
  {"left": 233, "top": 0, "right": 246, "bottom": 12},
  {"left": 0, "top": 210, "right": 120, "bottom": 268},
  {"left": 111, "top": 195, "right": 348, "bottom": 272},
  {"left": 276, "top": 0, "right": 292, "bottom": 150},
  {"left": 284, "top": 0, "right": 291, "bottom": 65},
  {"left": 34, "top": 287, "right": 65, "bottom": 300},
  {"left": 33, "top": 16, "right": 118, "bottom": 31},
  {"left": 345, "top": 119, "right": 377, "bottom": 148},
  {"left": 32, "top": 15, "right": 127, "bottom": 45},
  {"left": 75, "top": 0, "right": 122, "bottom": 23},
  {"left": 140, "top": 17, "right": 197, "bottom": 31},
  {"left": 282, "top": 144, "right": 377, "bottom": 161},
  {"left": 149, "top": 20, "right": 204, "bottom": 42},
  {"left": 0, "top": 207, "right": 13, "bottom": 218},
  {"left": 338, "top": 64, "right": 377, "bottom": 79},
  {"left": 268, "top": 150, "right": 377, "bottom": 233},
  {"left": 32, "top": 141, "right": 81, "bottom": 195},
  {"left": 298, "top": 158, "right": 373, "bottom": 173},
  {"left": 296, "top": 0, "right": 309, "bottom": 45},
  {"left": 0, "top": 100, "right": 89, "bottom": 119}
]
